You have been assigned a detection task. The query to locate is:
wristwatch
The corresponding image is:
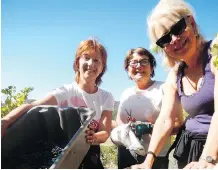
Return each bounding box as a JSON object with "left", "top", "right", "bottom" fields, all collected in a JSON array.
[
  {"left": 147, "top": 151, "right": 157, "bottom": 160},
  {"left": 200, "top": 156, "right": 217, "bottom": 165}
]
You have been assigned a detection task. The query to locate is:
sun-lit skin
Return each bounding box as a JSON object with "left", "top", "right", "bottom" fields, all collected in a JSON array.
[
  {"left": 155, "top": 16, "right": 200, "bottom": 67},
  {"left": 154, "top": 16, "right": 207, "bottom": 93},
  {"left": 127, "top": 53, "right": 153, "bottom": 90},
  {"left": 141, "top": 1, "right": 218, "bottom": 169},
  {"left": 76, "top": 51, "right": 103, "bottom": 89}
]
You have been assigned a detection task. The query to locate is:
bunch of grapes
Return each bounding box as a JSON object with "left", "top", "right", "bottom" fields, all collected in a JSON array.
[
  {"left": 2, "top": 140, "right": 63, "bottom": 169},
  {"left": 211, "top": 34, "right": 218, "bottom": 69}
]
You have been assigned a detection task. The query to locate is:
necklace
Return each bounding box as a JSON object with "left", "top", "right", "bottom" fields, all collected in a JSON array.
[
  {"left": 185, "top": 76, "right": 197, "bottom": 90},
  {"left": 185, "top": 76, "right": 203, "bottom": 91}
]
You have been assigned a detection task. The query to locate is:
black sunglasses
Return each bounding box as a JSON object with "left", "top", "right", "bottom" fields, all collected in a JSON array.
[{"left": 156, "top": 17, "right": 187, "bottom": 48}]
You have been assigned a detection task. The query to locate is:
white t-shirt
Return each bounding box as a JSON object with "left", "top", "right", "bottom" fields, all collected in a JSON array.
[
  {"left": 117, "top": 81, "right": 171, "bottom": 156},
  {"left": 51, "top": 82, "right": 114, "bottom": 123}
]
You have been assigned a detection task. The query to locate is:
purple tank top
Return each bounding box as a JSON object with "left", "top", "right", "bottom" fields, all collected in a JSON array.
[{"left": 177, "top": 41, "right": 214, "bottom": 134}]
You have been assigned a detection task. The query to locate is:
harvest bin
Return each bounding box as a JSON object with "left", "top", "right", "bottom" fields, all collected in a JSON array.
[{"left": 1, "top": 106, "right": 95, "bottom": 169}]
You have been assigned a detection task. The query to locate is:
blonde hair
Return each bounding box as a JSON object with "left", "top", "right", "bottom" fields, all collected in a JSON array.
[
  {"left": 147, "top": 0, "right": 203, "bottom": 68},
  {"left": 73, "top": 38, "right": 107, "bottom": 86}
]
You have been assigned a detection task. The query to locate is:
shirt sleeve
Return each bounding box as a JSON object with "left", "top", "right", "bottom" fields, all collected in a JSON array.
[
  {"left": 118, "top": 92, "right": 126, "bottom": 113},
  {"left": 155, "top": 83, "right": 164, "bottom": 111},
  {"left": 102, "top": 92, "right": 114, "bottom": 112},
  {"left": 50, "top": 85, "right": 70, "bottom": 106},
  {"left": 116, "top": 89, "right": 130, "bottom": 123}
]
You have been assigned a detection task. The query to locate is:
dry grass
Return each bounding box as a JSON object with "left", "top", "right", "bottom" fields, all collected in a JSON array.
[{"left": 100, "top": 145, "right": 117, "bottom": 169}]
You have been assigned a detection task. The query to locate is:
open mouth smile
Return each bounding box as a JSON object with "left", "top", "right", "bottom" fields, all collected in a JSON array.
[{"left": 174, "top": 39, "right": 188, "bottom": 52}]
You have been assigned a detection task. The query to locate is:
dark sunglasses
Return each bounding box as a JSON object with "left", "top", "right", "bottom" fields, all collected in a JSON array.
[{"left": 156, "top": 17, "right": 187, "bottom": 48}]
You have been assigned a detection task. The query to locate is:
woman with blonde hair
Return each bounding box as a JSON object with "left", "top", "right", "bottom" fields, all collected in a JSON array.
[
  {"left": 131, "top": 0, "right": 218, "bottom": 169},
  {"left": 1, "top": 38, "right": 114, "bottom": 169}
]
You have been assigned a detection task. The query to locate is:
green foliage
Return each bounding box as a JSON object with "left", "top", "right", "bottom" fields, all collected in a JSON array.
[
  {"left": 151, "top": 44, "right": 161, "bottom": 54},
  {"left": 1, "top": 86, "right": 34, "bottom": 118},
  {"left": 183, "top": 110, "right": 189, "bottom": 119},
  {"left": 100, "top": 145, "right": 117, "bottom": 169},
  {"left": 112, "top": 109, "right": 117, "bottom": 120},
  {"left": 211, "top": 34, "right": 218, "bottom": 69}
]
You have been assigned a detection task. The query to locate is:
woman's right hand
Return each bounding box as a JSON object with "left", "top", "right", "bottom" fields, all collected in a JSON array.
[
  {"left": 85, "top": 124, "right": 98, "bottom": 145},
  {"left": 1, "top": 118, "right": 10, "bottom": 137}
]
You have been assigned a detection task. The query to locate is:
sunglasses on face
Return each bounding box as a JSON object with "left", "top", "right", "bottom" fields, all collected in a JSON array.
[
  {"left": 156, "top": 17, "right": 187, "bottom": 48},
  {"left": 129, "top": 59, "right": 150, "bottom": 68}
]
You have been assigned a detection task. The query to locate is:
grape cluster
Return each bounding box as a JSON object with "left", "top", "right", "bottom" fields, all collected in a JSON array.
[{"left": 2, "top": 140, "right": 63, "bottom": 169}]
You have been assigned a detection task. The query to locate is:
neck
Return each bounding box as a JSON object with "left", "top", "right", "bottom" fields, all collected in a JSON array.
[
  {"left": 185, "top": 52, "right": 202, "bottom": 69},
  {"left": 185, "top": 41, "right": 205, "bottom": 69},
  {"left": 78, "top": 80, "right": 97, "bottom": 94},
  {"left": 136, "top": 79, "right": 154, "bottom": 90}
]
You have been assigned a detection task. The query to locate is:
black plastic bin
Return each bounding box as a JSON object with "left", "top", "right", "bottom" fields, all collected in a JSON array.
[{"left": 1, "top": 105, "right": 95, "bottom": 169}]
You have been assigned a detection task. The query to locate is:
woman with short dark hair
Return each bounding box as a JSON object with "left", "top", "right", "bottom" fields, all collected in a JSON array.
[{"left": 114, "top": 47, "right": 183, "bottom": 169}]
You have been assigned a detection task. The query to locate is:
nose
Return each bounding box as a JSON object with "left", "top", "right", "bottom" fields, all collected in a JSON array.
[
  {"left": 135, "top": 62, "right": 142, "bottom": 68},
  {"left": 87, "top": 59, "right": 94, "bottom": 66},
  {"left": 170, "top": 34, "right": 180, "bottom": 44}
]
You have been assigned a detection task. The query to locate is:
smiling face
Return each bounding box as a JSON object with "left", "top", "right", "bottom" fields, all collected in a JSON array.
[
  {"left": 77, "top": 51, "right": 103, "bottom": 84},
  {"left": 127, "top": 53, "right": 153, "bottom": 85},
  {"left": 73, "top": 39, "right": 107, "bottom": 86},
  {"left": 147, "top": 0, "right": 202, "bottom": 68},
  {"left": 155, "top": 16, "right": 199, "bottom": 62}
]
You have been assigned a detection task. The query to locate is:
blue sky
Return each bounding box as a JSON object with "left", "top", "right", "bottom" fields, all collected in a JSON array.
[{"left": 2, "top": 0, "right": 218, "bottom": 101}]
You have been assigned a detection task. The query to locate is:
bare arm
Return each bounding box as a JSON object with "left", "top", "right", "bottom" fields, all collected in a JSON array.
[
  {"left": 161, "top": 83, "right": 184, "bottom": 135},
  {"left": 184, "top": 38, "right": 218, "bottom": 169},
  {"left": 171, "top": 114, "right": 184, "bottom": 135},
  {"left": 143, "top": 70, "right": 183, "bottom": 168},
  {"left": 1, "top": 94, "right": 57, "bottom": 136},
  {"left": 86, "top": 110, "right": 112, "bottom": 144},
  {"left": 200, "top": 111, "right": 218, "bottom": 159},
  {"left": 200, "top": 46, "right": 218, "bottom": 161},
  {"left": 185, "top": 111, "right": 218, "bottom": 169},
  {"left": 97, "top": 110, "right": 113, "bottom": 143}
]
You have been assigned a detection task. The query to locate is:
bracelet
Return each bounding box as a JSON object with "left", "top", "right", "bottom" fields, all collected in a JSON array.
[
  {"left": 200, "top": 156, "right": 217, "bottom": 165},
  {"left": 147, "top": 151, "right": 157, "bottom": 160}
]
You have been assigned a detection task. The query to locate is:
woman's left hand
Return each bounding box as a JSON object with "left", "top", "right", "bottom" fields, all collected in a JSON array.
[
  {"left": 184, "top": 159, "right": 215, "bottom": 169},
  {"left": 85, "top": 124, "right": 98, "bottom": 145}
]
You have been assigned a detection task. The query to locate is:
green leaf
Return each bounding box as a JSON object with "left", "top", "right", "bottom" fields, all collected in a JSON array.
[
  {"left": 211, "top": 34, "right": 218, "bottom": 69},
  {"left": 1, "top": 86, "right": 34, "bottom": 118}
]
